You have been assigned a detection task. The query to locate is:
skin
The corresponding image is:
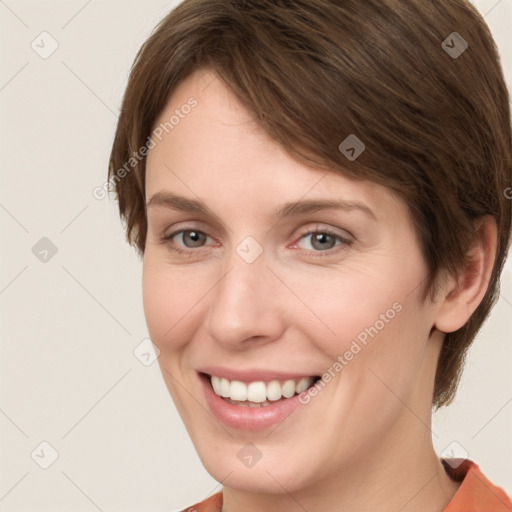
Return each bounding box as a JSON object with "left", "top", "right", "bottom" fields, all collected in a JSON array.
[{"left": 142, "top": 68, "right": 497, "bottom": 512}]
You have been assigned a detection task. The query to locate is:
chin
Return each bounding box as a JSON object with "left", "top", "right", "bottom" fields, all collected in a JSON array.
[{"left": 196, "top": 442, "right": 316, "bottom": 495}]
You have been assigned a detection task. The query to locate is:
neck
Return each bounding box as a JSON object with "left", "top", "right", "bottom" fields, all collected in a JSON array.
[
  {"left": 222, "top": 420, "right": 460, "bottom": 512},
  {"left": 221, "top": 333, "right": 461, "bottom": 512}
]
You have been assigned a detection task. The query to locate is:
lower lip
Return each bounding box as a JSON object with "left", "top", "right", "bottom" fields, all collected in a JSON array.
[{"left": 199, "top": 373, "right": 312, "bottom": 431}]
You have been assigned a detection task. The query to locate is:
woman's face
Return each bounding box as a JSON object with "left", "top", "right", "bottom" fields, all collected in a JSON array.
[{"left": 143, "top": 68, "right": 444, "bottom": 493}]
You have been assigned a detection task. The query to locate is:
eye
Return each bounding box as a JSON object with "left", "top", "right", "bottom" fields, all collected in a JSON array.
[
  {"left": 159, "top": 225, "right": 353, "bottom": 256},
  {"left": 160, "top": 229, "right": 212, "bottom": 253},
  {"left": 294, "top": 227, "right": 352, "bottom": 254}
]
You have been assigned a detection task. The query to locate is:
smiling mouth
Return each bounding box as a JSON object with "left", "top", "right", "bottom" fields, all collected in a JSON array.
[{"left": 204, "top": 373, "right": 321, "bottom": 407}]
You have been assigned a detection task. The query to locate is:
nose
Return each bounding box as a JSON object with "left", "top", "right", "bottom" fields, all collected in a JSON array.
[{"left": 205, "top": 245, "right": 286, "bottom": 350}]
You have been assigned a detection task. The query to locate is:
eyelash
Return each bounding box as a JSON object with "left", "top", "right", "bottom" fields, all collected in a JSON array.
[{"left": 159, "top": 225, "right": 353, "bottom": 257}]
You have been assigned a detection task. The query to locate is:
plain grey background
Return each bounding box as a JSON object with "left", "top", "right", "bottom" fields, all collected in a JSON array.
[{"left": 1, "top": 0, "right": 511, "bottom": 510}]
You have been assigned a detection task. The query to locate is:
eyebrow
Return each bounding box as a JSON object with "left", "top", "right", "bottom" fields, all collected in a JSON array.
[{"left": 146, "top": 191, "right": 377, "bottom": 221}]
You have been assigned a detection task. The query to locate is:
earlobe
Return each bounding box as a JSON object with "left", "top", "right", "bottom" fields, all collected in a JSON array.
[{"left": 433, "top": 216, "right": 498, "bottom": 334}]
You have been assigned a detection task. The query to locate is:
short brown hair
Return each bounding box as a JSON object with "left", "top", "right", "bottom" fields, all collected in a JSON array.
[{"left": 108, "top": 0, "right": 512, "bottom": 408}]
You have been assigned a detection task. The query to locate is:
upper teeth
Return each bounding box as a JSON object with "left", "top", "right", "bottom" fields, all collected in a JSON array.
[{"left": 210, "top": 375, "right": 314, "bottom": 402}]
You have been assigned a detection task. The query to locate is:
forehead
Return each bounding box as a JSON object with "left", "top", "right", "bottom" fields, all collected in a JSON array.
[
  {"left": 145, "top": 68, "right": 404, "bottom": 223},
  {"left": 155, "top": 67, "right": 251, "bottom": 125}
]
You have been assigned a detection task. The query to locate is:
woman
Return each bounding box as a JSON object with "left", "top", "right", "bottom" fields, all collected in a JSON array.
[{"left": 108, "top": 0, "right": 512, "bottom": 510}]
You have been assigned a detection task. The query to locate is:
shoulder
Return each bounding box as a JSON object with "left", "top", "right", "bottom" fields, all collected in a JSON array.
[
  {"left": 442, "top": 458, "right": 512, "bottom": 512},
  {"left": 173, "top": 465, "right": 512, "bottom": 512},
  {"left": 177, "top": 491, "right": 223, "bottom": 512}
]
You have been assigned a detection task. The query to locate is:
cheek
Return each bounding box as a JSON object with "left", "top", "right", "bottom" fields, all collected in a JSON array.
[
  {"left": 142, "top": 260, "right": 167, "bottom": 342},
  {"left": 283, "top": 262, "right": 420, "bottom": 358},
  {"left": 283, "top": 258, "right": 432, "bottom": 410},
  {"left": 142, "top": 254, "right": 207, "bottom": 349}
]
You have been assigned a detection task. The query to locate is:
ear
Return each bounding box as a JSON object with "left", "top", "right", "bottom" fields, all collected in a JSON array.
[{"left": 433, "top": 216, "right": 498, "bottom": 334}]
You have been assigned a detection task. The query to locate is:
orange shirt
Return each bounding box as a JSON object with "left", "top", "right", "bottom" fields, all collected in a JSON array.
[{"left": 180, "top": 459, "right": 512, "bottom": 512}]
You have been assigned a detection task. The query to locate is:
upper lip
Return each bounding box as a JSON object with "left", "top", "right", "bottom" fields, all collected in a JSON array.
[{"left": 197, "top": 366, "right": 319, "bottom": 383}]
